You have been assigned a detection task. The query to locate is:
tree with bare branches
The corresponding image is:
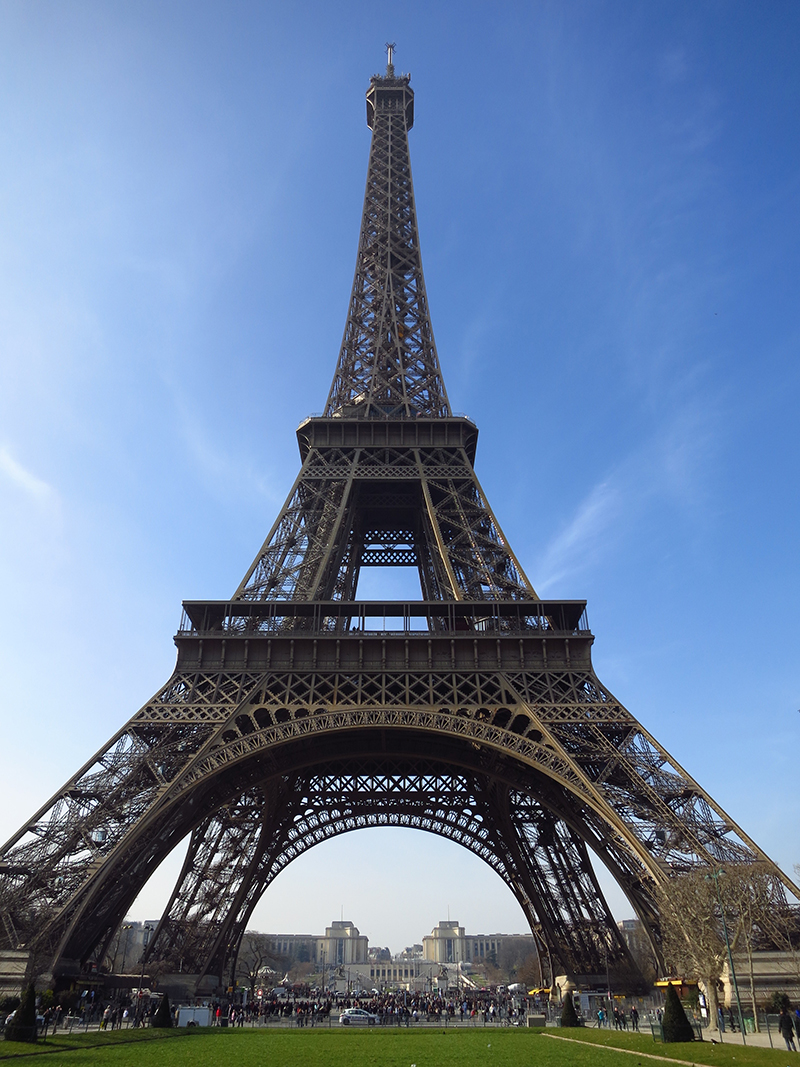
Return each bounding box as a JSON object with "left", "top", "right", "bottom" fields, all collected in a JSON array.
[
  {"left": 720, "top": 863, "right": 798, "bottom": 1031},
  {"left": 656, "top": 870, "right": 727, "bottom": 1031},
  {"left": 657, "top": 863, "right": 799, "bottom": 1033},
  {"left": 235, "top": 932, "right": 283, "bottom": 1001}
]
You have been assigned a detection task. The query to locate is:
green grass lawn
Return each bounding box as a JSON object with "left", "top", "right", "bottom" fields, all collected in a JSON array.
[
  {"left": 0, "top": 1026, "right": 796, "bottom": 1067},
  {"left": 541, "top": 1027, "right": 795, "bottom": 1066}
]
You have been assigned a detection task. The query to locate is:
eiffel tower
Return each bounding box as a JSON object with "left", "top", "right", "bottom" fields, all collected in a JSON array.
[{"left": 1, "top": 50, "right": 797, "bottom": 995}]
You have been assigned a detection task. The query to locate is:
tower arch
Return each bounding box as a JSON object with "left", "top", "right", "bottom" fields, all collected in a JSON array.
[{"left": 1, "top": 54, "right": 797, "bottom": 995}]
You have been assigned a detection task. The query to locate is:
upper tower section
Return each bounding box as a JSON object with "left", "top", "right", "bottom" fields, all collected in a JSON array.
[
  {"left": 324, "top": 48, "right": 451, "bottom": 420},
  {"left": 365, "top": 48, "right": 414, "bottom": 132}
]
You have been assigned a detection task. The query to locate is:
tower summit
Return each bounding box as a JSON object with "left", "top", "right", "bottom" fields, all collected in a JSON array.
[
  {"left": 326, "top": 46, "right": 449, "bottom": 420},
  {"left": 0, "top": 56, "right": 797, "bottom": 998}
]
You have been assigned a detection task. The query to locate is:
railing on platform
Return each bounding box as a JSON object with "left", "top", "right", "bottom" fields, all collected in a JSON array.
[{"left": 177, "top": 599, "right": 589, "bottom": 638}]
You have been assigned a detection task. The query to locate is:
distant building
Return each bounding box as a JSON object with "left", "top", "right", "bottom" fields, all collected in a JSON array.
[
  {"left": 321, "top": 920, "right": 368, "bottom": 965},
  {"left": 422, "top": 919, "right": 537, "bottom": 968},
  {"left": 259, "top": 921, "right": 438, "bottom": 993},
  {"left": 105, "top": 919, "right": 160, "bottom": 973},
  {"left": 334, "top": 957, "right": 442, "bottom": 993},
  {"left": 265, "top": 920, "right": 368, "bottom": 965},
  {"left": 264, "top": 932, "right": 317, "bottom": 963},
  {"left": 617, "top": 919, "right": 657, "bottom": 982},
  {"left": 398, "top": 943, "right": 424, "bottom": 960},
  {"left": 368, "top": 945, "right": 392, "bottom": 962}
]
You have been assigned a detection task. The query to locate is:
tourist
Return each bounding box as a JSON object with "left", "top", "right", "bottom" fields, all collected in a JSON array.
[{"left": 778, "top": 1007, "right": 797, "bottom": 1052}]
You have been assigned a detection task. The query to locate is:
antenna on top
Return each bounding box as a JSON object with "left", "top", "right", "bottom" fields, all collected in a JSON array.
[{"left": 386, "top": 42, "right": 396, "bottom": 76}]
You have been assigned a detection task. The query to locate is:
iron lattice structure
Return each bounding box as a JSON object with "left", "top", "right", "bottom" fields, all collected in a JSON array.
[{"left": 1, "top": 56, "right": 797, "bottom": 993}]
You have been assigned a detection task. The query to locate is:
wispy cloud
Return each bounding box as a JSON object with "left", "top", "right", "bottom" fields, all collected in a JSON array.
[
  {"left": 533, "top": 395, "right": 722, "bottom": 594},
  {"left": 535, "top": 478, "right": 622, "bottom": 593},
  {"left": 0, "top": 447, "right": 55, "bottom": 504},
  {"left": 174, "top": 400, "right": 287, "bottom": 509},
  {"left": 451, "top": 293, "right": 503, "bottom": 402},
  {"left": 658, "top": 48, "right": 689, "bottom": 85}
]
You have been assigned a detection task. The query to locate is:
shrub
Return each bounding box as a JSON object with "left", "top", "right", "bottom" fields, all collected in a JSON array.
[
  {"left": 560, "top": 991, "right": 580, "bottom": 1028},
  {"left": 662, "top": 982, "right": 694, "bottom": 1043},
  {"left": 58, "top": 990, "right": 80, "bottom": 1013},
  {"left": 767, "top": 991, "right": 791, "bottom": 1013},
  {"left": 152, "top": 993, "right": 172, "bottom": 1029},
  {"left": 4, "top": 984, "right": 37, "bottom": 1043}
]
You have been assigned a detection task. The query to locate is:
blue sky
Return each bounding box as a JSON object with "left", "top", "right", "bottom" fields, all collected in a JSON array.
[{"left": 1, "top": 0, "right": 798, "bottom": 953}]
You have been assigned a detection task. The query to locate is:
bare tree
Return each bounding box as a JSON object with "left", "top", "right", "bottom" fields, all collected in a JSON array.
[
  {"left": 235, "top": 932, "right": 283, "bottom": 1000},
  {"left": 288, "top": 960, "right": 314, "bottom": 984},
  {"left": 722, "top": 863, "right": 794, "bottom": 1030},
  {"left": 656, "top": 871, "right": 726, "bottom": 1031},
  {"left": 657, "top": 863, "right": 799, "bottom": 1033},
  {"left": 517, "top": 952, "right": 542, "bottom": 989},
  {"left": 496, "top": 939, "right": 540, "bottom": 984},
  {"left": 480, "top": 959, "right": 503, "bottom": 987}
]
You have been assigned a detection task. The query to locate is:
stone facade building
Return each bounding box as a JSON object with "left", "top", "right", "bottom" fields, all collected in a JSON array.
[
  {"left": 422, "top": 919, "right": 537, "bottom": 968},
  {"left": 265, "top": 920, "right": 368, "bottom": 966}
]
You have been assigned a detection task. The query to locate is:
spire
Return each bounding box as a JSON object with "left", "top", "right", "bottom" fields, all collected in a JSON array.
[{"left": 324, "top": 51, "right": 451, "bottom": 419}]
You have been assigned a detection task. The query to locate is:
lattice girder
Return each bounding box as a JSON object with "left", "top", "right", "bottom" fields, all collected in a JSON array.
[
  {"left": 2, "top": 623, "right": 795, "bottom": 981},
  {"left": 145, "top": 777, "right": 301, "bottom": 975},
  {"left": 325, "top": 72, "right": 449, "bottom": 419},
  {"left": 234, "top": 440, "right": 534, "bottom": 604},
  {"left": 2, "top": 59, "right": 797, "bottom": 996},
  {"left": 143, "top": 758, "right": 643, "bottom": 986}
]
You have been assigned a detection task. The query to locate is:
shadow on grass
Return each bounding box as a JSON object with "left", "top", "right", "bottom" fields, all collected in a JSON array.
[
  {"left": 0, "top": 1028, "right": 186, "bottom": 1060},
  {"left": 543, "top": 1027, "right": 792, "bottom": 1066}
]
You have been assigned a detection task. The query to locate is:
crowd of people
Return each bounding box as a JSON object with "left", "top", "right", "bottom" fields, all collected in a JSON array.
[
  {"left": 19, "top": 986, "right": 800, "bottom": 1047},
  {"left": 34, "top": 996, "right": 159, "bottom": 1035},
  {"left": 596, "top": 1004, "right": 640, "bottom": 1030},
  {"left": 208, "top": 989, "right": 533, "bottom": 1027}
]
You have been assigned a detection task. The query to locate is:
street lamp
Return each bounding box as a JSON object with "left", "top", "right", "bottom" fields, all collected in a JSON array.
[
  {"left": 136, "top": 924, "right": 154, "bottom": 1027},
  {"left": 603, "top": 940, "right": 612, "bottom": 1018},
  {"left": 119, "top": 924, "right": 134, "bottom": 974},
  {"left": 705, "top": 868, "right": 746, "bottom": 1045}
]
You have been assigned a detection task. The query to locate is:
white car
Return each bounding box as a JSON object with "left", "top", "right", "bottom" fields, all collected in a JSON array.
[{"left": 339, "top": 1007, "right": 379, "bottom": 1026}]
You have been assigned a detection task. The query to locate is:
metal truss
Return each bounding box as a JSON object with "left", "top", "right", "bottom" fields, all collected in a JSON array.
[
  {"left": 145, "top": 762, "right": 643, "bottom": 987},
  {"left": 1, "top": 634, "right": 796, "bottom": 983},
  {"left": 234, "top": 439, "right": 534, "bottom": 603},
  {"left": 1, "top": 57, "right": 797, "bottom": 993},
  {"left": 324, "top": 68, "right": 449, "bottom": 419}
]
